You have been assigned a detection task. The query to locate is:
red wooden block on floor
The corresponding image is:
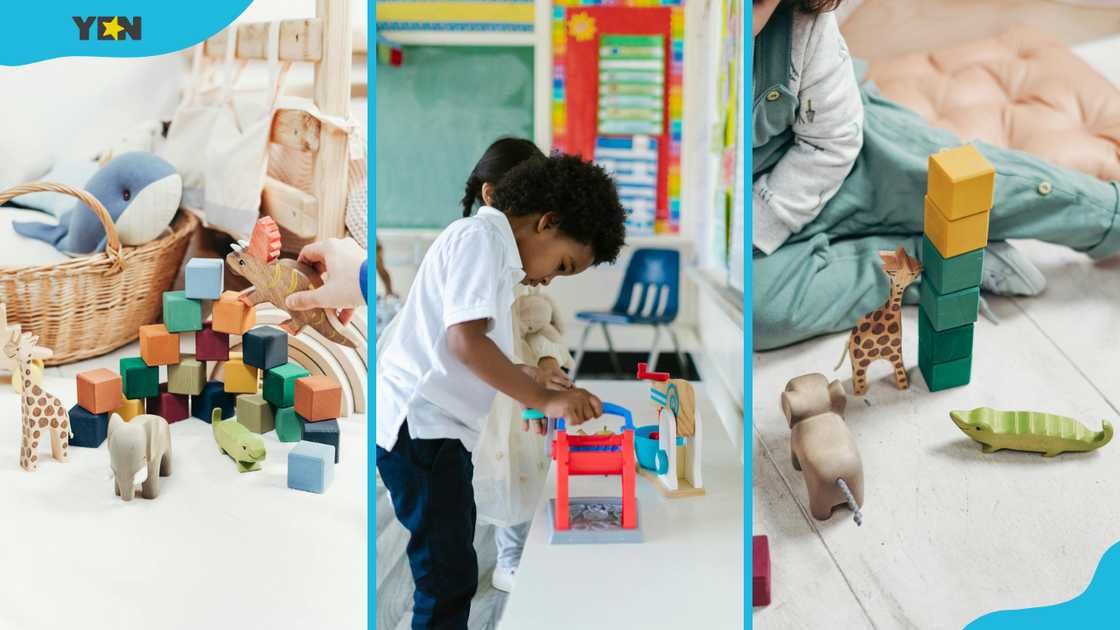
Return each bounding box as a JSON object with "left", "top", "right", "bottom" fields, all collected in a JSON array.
[
  {"left": 753, "top": 535, "right": 771, "bottom": 607},
  {"left": 146, "top": 383, "right": 190, "bottom": 423},
  {"left": 76, "top": 368, "right": 123, "bottom": 414},
  {"left": 195, "top": 321, "right": 230, "bottom": 362},
  {"left": 294, "top": 375, "right": 342, "bottom": 422}
]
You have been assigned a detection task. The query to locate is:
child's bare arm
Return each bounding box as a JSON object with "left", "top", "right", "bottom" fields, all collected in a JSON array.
[{"left": 447, "top": 319, "right": 602, "bottom": 422}]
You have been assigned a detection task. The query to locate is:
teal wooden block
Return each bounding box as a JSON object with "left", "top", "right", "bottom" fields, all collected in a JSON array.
[
  {"left": 162, "top": 291, "right": 202, "bottom": 333},
  {"left": 185, "top": 258, "right": 224, "bottom": 300},
  {"left": 922, "top": 236, "right": 983, "bottom": 295},
  {"left": 236, "top": 394, "right": 274, "bottom": 434},
  {"left": 919, "top": 282, "right": 979, "bottom": 331},
  {"left": 918, "top": 309, "right": 974, "bottom": 365},
  {"left": 119, "top": 357, "right": 159, "bottom": 400},
  {"left": 919, "top": 352, "right": 972, "bottom": 392},
  {"left": 263, "top": 362, "right": 310, "bottom": 407},
  {"left": 275, "top": 406, "right": 304, "bottom": 442}
]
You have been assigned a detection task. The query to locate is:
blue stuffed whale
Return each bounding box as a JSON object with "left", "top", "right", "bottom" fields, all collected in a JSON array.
[{"left": 13, "top": 152, "right": 182, "bottom": 255}]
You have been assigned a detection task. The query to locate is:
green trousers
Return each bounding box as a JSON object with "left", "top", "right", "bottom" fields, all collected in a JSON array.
[{"left": 753, "top": 89, "right": 1120, "bottom": 351}]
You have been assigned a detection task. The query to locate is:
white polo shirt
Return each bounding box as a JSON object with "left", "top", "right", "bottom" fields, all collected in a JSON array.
[{"left": 376, "top": 207, "right": 525, "bottom": 452}]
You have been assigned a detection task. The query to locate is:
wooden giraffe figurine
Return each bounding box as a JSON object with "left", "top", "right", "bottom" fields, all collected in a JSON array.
[
  {"left": 836, "top": 246, "right": 923, "bottom": 395},
  {"left": 4, "top": 331, "right": 70, "bottom": 471}
]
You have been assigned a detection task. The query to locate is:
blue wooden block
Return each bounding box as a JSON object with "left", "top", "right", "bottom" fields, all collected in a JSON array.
[
  {"left": 185, "top": 258, "right": 224, "bottom": 300},
  {"left": 303, "top": 419, "right": 340, "bottom": 463},
  {"left": 243, "top": 327, "right": 288, "bottom": 371},
  {"left": 191, "top": 381, "right": 236, "bottom": 423},
  {"left": 69, "top": 405, "right": 108, "bottom": 448},
  {"left": 288, "top": 441, "right": 335, "bottom": 493}
]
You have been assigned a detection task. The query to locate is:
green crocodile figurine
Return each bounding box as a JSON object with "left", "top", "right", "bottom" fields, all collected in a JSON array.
[
  {"left": 212, "top": 408, "right": 266, "bottom": 472},
  {"left": 950, "top": 407, "right": 1113, "bottom": 457}
]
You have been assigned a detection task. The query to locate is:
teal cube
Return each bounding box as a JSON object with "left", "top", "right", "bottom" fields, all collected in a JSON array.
[
  {"left": 919, "top": 282, "right": 979, "bottom": 332},
  {"left": 162, "top": 291, "right": 202, "bottom": 333},
  {"left": 918, "top": 309, "right": 974, "bottom": 365},
  {"left": 922, "top": 236, "right": 984, "bottom": 295},
  {"left": 120, "top": 357, "right": 159, "bottom": 400},
  {"left": 185, "top": 258, "right": 224, "bottom": 300},
  {"left": 919, "top": 352, "right": 972, "bottom": 392},
  {"left": 263, "top": 362, "right": 311, "bottom": 407},
  {"left": 275, "top": 406, "right": 304, "bottom": 442}
]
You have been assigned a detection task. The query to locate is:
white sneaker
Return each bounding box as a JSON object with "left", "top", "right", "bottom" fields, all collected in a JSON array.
[
  {"left": 981, "top": 241, "right": 1046, "bottom": 297},
  {"left": 492, "top": 566, "right": 516, "bottom": 593}
]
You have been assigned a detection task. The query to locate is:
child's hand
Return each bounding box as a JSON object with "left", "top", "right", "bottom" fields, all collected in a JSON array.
[
  {"left": 535, "top": 357, "right": 572, "bottom": 390},
  {"left": 540, "top": 387, "right": 603, "bottom": 424},
  {"left": 287, "top": 237, "right": 366, "bottom": 325}
]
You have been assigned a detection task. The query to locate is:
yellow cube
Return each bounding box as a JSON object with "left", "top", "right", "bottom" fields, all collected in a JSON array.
[
  {"left": 928, "top": 145, "right": 995, "bottom": 220},
  {"left": 924, "top": 196, "right": 989, "bottom": 258},
  {"left": 223, "top": 356, "right": 260, "bottom": 394},
  {"left": 115, "top": 398, "right": 144, "bottom": 422}
]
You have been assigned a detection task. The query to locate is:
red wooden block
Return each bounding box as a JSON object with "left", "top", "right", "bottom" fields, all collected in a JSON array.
[
  {"left": 76, "top": 368, "right": 123, "bottom": 414},
  {"left": 195, "top": 322, "right": 230, "bottom": 362},
  {"left": 294, "top": 375, "right": 342, "bottom": 422},
  {"left": 753, "top": 535, "right": 771, "bottom": 607},
  {"left": 146, "top": 383, "right": 190, "bottom": 423}
]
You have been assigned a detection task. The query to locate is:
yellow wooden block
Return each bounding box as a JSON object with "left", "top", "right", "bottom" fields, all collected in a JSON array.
[
  {"left": 927, "top": 145, "right": 995, "bottom": 220},
  {"left": 224, "top": 357, "right": 260, "bottom": 394},
  {"left": 115, "top": 398, "right": 144, "bottom": 422},
  {"left": 924, "top": 196, "right": 989, "bottom": 258}
]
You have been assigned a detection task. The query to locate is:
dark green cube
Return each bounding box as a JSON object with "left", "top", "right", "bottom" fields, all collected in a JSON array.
[
  {"left": 919, "top": 352, "right": 972, "bottom": 392},
  {"left": 120, "top": 357, "right": 159, "bottom": 400},
  {"left": 263, "top": 362, "right": 311, "bottom": 408},
  {"left": 162, "top": 291, "right": 202, "bottom": 333},
  {"left": 918, "top": 308, "right": 974, "bottom": 365},
  {"left": 275, "top": 406, "right": 304, "bottom": 442},
  {"left": 922, "top": 236, "right": 984, "bottom": 295},
  {"left": 919, "top": 282, "right": 979, "bottom": 331}
]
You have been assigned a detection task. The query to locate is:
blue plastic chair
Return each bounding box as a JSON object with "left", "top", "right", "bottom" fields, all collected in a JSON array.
[{"left": 571, "top": 248, "right": 687, "bottom": 380}]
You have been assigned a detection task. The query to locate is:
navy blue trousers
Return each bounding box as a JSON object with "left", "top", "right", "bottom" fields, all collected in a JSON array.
[{"left": 377, "top": 422, "right": 478, "bottom": 630}]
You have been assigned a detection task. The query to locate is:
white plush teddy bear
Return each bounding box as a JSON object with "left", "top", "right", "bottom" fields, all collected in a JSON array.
[{"left": 513, "top": 291, "right": 572, "bottom": 367}]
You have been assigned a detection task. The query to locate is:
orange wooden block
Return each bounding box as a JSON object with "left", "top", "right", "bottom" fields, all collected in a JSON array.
[
  {"left": 76, "top": 368, "right": 123, "bottom": 414},
  {"left": 213, "top": 291, "right": 256, "bottom": 335},
  {"left": 139, "top": 324, "right": 180, "bottom": 366},
  {"left": 294, "top": 375, "right": 342, "bottom": 422}
]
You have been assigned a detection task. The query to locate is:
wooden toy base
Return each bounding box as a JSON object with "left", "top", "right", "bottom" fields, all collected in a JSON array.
[
  {"left": 547, "top": 498, "right": 643, "bottom": 544},
  {"left": 637, "top": 466, "right": 706, "bottom": 498}
]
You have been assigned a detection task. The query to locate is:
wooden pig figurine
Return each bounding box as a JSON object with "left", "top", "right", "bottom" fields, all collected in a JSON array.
[
  {"left": 781, "top": 373, "right": 864, "bottom": 525},
  {"left": 108, "top": 413, "right": 172, "bottom": 501}
]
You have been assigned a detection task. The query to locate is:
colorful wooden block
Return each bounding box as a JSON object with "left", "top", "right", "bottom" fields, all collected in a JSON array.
[
  {"left": 243, "top": 326, "right": 288, "bottom": 370},
  {"left": 924, "top": 196, "right": 989, "bottom": 259},
  {"left": 752, "top": 535, "right": 771, "bottom": 607},
  {"left": 918, "top": 310, "right": 974, "bottom": 365},
  {"left": 195, "top": 322, "right": 230, "bottom": 362},
  {"left": 263, "top": 362, "right": 311, "bottom": 408},
  {"left": 303, "top": 419, "right": 340, "bottom": 463},
  {"left": 919, "top": 283, "right": 980, "bottom": 332},
  {"left": 927, "top": 144, "right": 995, "bottom": 220},
  {"left": 114, "top": 397, "right": 144, "bottom": 422},
  {"left": 146, "top": 383, "right": 190, "bottom": 423},
  {"left": 294, "top": 375, "right": 342, "bottom": 422},
  {"left": 919, "top": 352, "right": 972, "bottom": 392},
  {"left": 120, "top": 357, "right": 159, "bottom": 400},
  {"left": 76, "top": 368, "right": 123, "bottom": 414},
  {"left": 212, "top": 290, "right": 256, "bottom": 335},
  {"left": 185, "top": 258, "right": 224, "bottom": 300},
  {"left": 192, "top": 381, "right": 236, "bottom": 422},
  {"left": 236, "top": 394, "right": 275, "bottom": 434},
  {"left": 138, "top": 324, "right": 180, "bottom": 367},
  {"left": 275, "top": 407, "right": 304, "bottom": 442},
  {"left": 68, "top": 405, "right": 108, "bottom": 448},
  {"left": 223, "top": 356, "right": 259, "bottom": 394},
  {"left": 168, "top": 356, "right": 206, "bottom": 396},
  {"left": 288, "top": 441, "right": 335, "bottom": 493},
  {"left": 162, "top": 290, "right": 203, "bottom": 333},
  {"left": 921, "top": 236, "right": 983, "bottom": 295}
]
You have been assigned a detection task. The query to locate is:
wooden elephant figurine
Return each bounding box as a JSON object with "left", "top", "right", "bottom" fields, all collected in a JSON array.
[
  {"left": 781, "top": 373, "right": 864, "bottom": 525},
  {"left": 108, "top": 413, "right": 172, "bottom": 501}
]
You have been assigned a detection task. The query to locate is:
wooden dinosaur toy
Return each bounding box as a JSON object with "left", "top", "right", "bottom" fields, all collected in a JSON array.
[
  {"left": 836, "top": 245, "right": 923, "bottom": 395},
  {"left": 950, "top": 407, "right": 1113, "bottom": 457},
  {"left": 212, "top": 408, "right": 266, "bottom": 473},
  {"left": 0, "top": 302, "right": 51, "bottom": 393},
  {"left": 4, "top": 330, "right": 69, "bottom": 472},
  {"left": 226, "top": 217, "right": 356, "bottom": 347}
]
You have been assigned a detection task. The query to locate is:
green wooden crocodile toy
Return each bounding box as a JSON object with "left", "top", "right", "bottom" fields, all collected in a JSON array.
[
  {"left": 950, "top": 407, "right": 1113, "bottom": 457},
  {"left": 212, "top": 408, "right": 266, "bottom": 472}
]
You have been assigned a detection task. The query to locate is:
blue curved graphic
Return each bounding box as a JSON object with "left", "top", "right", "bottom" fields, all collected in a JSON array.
[
  {"left": 1, "top": 1, "right": 252, "bottom": 66},
  {"left": 966, "top": 541, "right": 1120, "bottom": 629}
]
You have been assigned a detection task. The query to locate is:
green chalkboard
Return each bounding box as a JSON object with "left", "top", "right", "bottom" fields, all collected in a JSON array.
[{"left": 375, "top": 46, "right": 535, "bottom": 229}]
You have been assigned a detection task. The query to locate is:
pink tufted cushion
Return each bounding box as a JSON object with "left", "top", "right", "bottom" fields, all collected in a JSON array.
[{"left": 867, "top": 26, "right": 1120, "bottom": 181}]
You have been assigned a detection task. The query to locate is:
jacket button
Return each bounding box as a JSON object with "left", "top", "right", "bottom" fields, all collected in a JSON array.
[
  {"left": 1037, "top": 181, "right": 1052, "bottom": 195},
  {"left": 766, "top": 90, "right": 780, "bottom": 102}
]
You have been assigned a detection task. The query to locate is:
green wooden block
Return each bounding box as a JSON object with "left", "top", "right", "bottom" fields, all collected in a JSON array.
[
  {"left": 919, "top": 282, "right": 979, "bottom": 331},
  {"left": 163, "top": 291, "right": 203, "bottom": 333},
  {"left": 918, "top": 309, "right": 974, "bottom": 365},
  {"left": 236, "top": 394, "right": 274, "bottom": 434},
  {"left": 119, "top": 357, "right": 159, "bottom": 400},
  {"left": 919, "top": 352, "right": 972, "bottom": 392},
  {"left": 263, "top": 362, "right": 311, "bottom": 408},
  {"left": 922, "top": 236, "right": 983, "bottom": 294},
  {"left": 167, "top": 356, "right": 206, "bottom": 396},
  {"left": 275, "top": 406, "right": 304, "bottom": 443}
]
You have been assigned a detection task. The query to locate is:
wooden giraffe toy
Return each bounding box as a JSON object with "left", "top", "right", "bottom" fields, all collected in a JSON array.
[
  {"left": 836, "top": 246, "right": 923, "bottom": 395},
  {"left": 0, "top": 302, "right": 51, "bottom": 393},
  {"left": 4, "top": 331, "right": 70, "bottom": 471}
]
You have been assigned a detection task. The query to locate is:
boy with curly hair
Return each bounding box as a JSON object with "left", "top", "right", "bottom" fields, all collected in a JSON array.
[{"left": 376, "top": 152, "right": 627, "bottom": 629}]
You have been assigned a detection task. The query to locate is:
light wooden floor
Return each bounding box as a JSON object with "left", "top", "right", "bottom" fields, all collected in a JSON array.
[{"left": 751, "top": 239, "right": 1120, "bottom": 629}]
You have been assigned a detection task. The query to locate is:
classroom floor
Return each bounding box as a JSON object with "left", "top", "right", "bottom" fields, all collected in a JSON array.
[{"left": 751, "top": 239, "right": 1120, "bottom": 629}]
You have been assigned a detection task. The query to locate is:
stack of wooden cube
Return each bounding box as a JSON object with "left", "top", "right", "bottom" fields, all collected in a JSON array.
[{"left": 918, "top": 145, "right": 995, "bottom": 392}]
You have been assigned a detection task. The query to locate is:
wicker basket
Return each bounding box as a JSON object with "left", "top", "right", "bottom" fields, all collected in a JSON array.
[{"left": 0, "top": 182, "right": 199, "bottom": 366}]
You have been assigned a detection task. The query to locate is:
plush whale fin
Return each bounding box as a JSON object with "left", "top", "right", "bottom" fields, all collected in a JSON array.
[{"left": 12, "top": 217, "right": 71, "bottom": 247}]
